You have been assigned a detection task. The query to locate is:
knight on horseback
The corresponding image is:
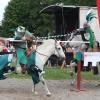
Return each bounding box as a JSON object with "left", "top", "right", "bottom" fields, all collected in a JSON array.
[{"left": 13, "top": 26, "right": 36, "bottom": 74}]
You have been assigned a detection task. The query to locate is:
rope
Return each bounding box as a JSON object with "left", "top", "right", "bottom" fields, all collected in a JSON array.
[{"left": 35, "top": 50, "right": 49, "bottom": 57}]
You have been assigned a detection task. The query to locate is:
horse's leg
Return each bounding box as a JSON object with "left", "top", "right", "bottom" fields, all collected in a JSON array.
[
  {"left": 39, "top": 74, "right": 51, "bottom": 96},
  {"left": 32, "top": 83, "right": 38, "bottom": 95},
  {"left": 70, "top": 61, "right": 77, "bottom": 85}
]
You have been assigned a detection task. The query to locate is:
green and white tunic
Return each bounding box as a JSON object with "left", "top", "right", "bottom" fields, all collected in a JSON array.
[{"left": 14, "top": 35, "right": 27, "bottom": 65}]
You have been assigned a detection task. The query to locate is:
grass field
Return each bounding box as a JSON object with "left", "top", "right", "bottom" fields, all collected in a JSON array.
[{"left": 8, "top": 67, "right": 100, "bottom": 81}]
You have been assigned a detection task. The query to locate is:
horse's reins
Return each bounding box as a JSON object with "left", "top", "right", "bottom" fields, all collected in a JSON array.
[{"left": 35, "top": 50, "right": 49, "bottom": 57}]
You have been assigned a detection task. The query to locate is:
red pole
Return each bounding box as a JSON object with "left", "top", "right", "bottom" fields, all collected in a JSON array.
[
  {"left": 77, "top": 61, "right": 81, "bottom": 90},
  {"left": 97, "top": 0, "right": 100, "bottom": 26}
]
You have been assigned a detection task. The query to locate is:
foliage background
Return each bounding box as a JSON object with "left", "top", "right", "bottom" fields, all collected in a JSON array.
[{"left": 1, "top": 0, "right": 96, "bottom": 37}]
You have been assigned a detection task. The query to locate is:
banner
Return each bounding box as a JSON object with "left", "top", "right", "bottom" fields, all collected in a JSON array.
[
  {"left": 97, "top": 0, "right": 100, "bottom": 26},
  {"left": 84, "top": 52, "right": 100, "bottom": 66}
]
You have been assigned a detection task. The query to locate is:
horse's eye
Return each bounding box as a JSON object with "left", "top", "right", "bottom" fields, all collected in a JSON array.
[{"left": 57, "top": 47, "right": 61, "bottom": 50}]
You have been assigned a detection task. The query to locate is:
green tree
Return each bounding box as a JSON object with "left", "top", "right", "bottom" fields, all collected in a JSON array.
[{"left": 2, "top": 0, "right": 53, "bottom": 37}]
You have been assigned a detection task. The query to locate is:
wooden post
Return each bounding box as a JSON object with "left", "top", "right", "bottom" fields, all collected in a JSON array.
[
  {"left": 77, "top": 61, "right": 81, "bottom": 90},
  {"left": 75, "top": 52, "right": 82, "bottom": 91},
  {"left": 70, "top": 52, "right": 86, "bottom": 92}
]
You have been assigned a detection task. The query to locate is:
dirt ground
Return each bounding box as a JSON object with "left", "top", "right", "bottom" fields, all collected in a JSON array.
[{"left": 0, "top": 78, "right": 100, "bottom": 100}]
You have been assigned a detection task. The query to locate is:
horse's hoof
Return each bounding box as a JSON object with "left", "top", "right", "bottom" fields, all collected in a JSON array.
[
  {"left": 70, "top": 83, "right": 74, "bottom": 86},
  {"left": 70, "top": 82, "right": 74, "bottom": 86},
  {"left": 34, "top": 91, "right": 38, "bottom": 95},
  {"left": 32, "top": 89, "right": 38, "bottom": 95},
  {"left": 32, "top": 91, "right": 38, "bottom": 95},
  {"left": 46, "top": 93, "right": 51, "bottom": 97}
]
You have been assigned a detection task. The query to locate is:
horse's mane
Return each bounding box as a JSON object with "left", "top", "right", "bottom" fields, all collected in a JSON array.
[{"left": 37, "top": 39, "right": 55, "bottom": 50}]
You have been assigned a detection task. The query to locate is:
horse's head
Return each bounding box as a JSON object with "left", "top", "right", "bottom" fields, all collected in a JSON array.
[
  {"left": 15, "top": 26, "right": 34, "bottom": 41},
  {"left": 54, "top": 40, "right": 65, "bottom": 59}
]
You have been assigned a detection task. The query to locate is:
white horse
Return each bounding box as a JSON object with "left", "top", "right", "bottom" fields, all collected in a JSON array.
[
  {"left": 29, "top": 39, "right": 65, "bottom": 96},
  {"left": 13, "top": 26, "right": 65, "bottom": 96},
  {"left": 13, "top": 33, "right": 65, "bottom": 96}
]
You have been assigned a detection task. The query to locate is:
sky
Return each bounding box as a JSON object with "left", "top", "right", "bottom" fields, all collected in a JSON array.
[{"left": 0, "top": 0, "right": 10, "bottom": 22}]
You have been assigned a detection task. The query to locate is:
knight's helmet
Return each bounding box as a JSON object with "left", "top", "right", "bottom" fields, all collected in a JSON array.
[
  {"left": 14, "top": 26, "right": 26, "bottom": 40},
  {"left": 14, "top": 26, "right": 36, "bottom": 41}
]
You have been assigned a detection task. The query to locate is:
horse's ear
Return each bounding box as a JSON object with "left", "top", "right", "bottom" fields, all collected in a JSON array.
[{"left": 54, "top": 39, "right": 57, "bottom": 43}]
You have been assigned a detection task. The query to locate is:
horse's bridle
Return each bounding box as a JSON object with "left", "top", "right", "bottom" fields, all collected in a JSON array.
[{"left": 54, "top": 41, "right": 62, "bottom": 58}]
